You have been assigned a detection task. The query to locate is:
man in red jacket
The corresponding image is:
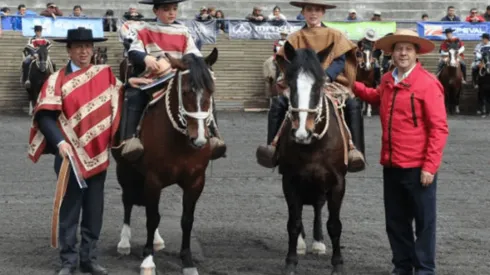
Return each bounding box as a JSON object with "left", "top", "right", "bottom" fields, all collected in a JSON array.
[{"left": 350, "top": 29, "right": 449, "bottom": 275}]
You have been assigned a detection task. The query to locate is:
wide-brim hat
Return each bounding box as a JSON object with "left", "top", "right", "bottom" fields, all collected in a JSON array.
[
  {"left": 53, "top": 27, "right": 107, "bottom": 43},
  {"left": 375, "top": 29, "right": 435, "bottom": 54},
  {"left": 364, "top": 28, "right": 377, "bottom": 41},
  {"left": 139, "top": 0, "right": 186, "bottom": 4},
  {"left": 289, "top": 0, "right": 336, "bottom": 9},
  {"left": 444, "top": 28, "right": 455, "bottom": 34},
  {"left": 33, "top": 25, "right": 44, "bottom": 31}
]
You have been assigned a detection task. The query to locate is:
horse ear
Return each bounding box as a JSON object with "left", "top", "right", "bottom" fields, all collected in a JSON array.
[
  {"left": 205, "top": 48, "right": 218, "bottom": 67},
  {"left": 317, "top": 43, "right": 334, "bottom": 64},
  {"left": 284, "top": 41, "right": 296, "bottom": 62},
  {"left": 165, "top": 53, "right": 185, "bottom": 70}
]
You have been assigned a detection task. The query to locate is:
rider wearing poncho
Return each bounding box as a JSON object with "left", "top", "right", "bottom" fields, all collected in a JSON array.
[
  {"left": 436, "top": 28, "right": 467, "bottom": 83},
  {"left": 23, "top": 25, "right": 52, "bottom": 88},
  {"left": 471, "top": 33, "right": 490, "bottom": 88}
]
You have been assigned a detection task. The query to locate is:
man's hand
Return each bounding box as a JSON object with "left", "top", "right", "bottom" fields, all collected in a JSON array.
[
  {"left": 58, "top": 141, "right": 73, "bottom": 158},
  {"left": 51, "top": 13, "right": 56, "bottom": 20},
  {"left": 144, "top": 55, "right": 160, "bottom": 72},
  {"left": 421, "top": 170, "right": 435, "bottom": 186},
  {"left": 128, "top": 77, "right": 153, "bottom": 88}
]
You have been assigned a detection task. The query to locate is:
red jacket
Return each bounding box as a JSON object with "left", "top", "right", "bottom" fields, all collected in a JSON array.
[
  {"left": 465, "top": 15, "right": 485, "bottom": 22},
  {"left": 353, "top": 63, "right": 449, "bottom": 174}
]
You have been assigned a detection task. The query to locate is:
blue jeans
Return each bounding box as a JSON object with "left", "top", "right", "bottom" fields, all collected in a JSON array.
[{"left": 383, "top": 167, "right": 437, "bottom": 275}]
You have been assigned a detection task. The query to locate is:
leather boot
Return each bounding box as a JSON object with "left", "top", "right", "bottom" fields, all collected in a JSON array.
[
  {"left": 209, "top": 99, "right": 227, "bottom": 160},
  {"left": 120, "top": 88, "right": 146, "bottom": 162},
  {"left": 344, "top": 97, "right": 366, "bottom": 172},
  {"left": 256, "top": 95, "right": 288, "bottom": 168},
  {"left": 460, "top": 61, "right": 467, "bottom": 83}
]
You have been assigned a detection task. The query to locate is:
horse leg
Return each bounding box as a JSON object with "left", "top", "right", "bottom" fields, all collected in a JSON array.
[
  {"left": 117, "top": 190, "right": 133, "bottom": 255},
  {"left": 282, "top": 175, "right": 303, "bottom": 275},
  {"left": 296, "top": 221, "right": 306, "bottom": 255},
  {"left": 140, "top": 178, "right": 162, "bottom": 275},
  {"left": 366, "top": 103, "right": 372, "bottom": 118},
  {"left": 311, "top": 201, "right": 326, "bottom": 255},
  {"left": 180, "top": 176, "right": 205, "bottom": 275},
  {"left": 327, "top": 177, "right": 346, "bottom": 275}
]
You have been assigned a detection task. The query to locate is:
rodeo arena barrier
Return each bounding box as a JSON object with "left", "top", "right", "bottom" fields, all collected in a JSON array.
[{"left": 0, "top": 15, "right": 487, "bottom": 113}]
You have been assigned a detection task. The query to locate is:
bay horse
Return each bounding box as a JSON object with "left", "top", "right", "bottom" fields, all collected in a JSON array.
[
  {"left": 91, "top": 47, "right": 108, "bottom": 64},
  {"left": 356, "top": 41, "right": 376, "bottom": 117},
  {"left": 477, "top": 51, "right": 490, "bottom": 116},
  {"left": 25, "top": 44, "right": 55, "bottom": 115},
  {"left": 111, "top": 48, "right": 219, "bottom": 275},
  {"left": 438, "top": 42, "right": 463, "bottom": 115},
  {"left": 273, "top": 41, "right": 348, "bottom": 275}
]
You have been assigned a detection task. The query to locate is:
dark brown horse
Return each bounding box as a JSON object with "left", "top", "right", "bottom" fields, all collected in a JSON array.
[
  {"left": 25, "top": 44, "right": 55, "bottom": 115},
  {"left": 91, "top": 47, "right": 108, "bottom": 64},
  {"left": 273, "top": 41, "right": 348, "bottom": 275},
  {"left": 356, "top": 41, "right": 376, "bottom": 117},
  {"left": 111, "top": 49, "right": 218, "bottom": 275},
  {"left": 438, "top": 42, "right": 463, "bottom": 115}
]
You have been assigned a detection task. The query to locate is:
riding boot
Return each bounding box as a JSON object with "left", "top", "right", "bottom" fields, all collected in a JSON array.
[
  {"left": 120, "top": 88, "right": 147, "bottom": 162},
  {"left": 344, "top": 97, "right": 366, "bottom": 172},
  {"left": 22, "top": 60, "right": 31, "bottom": 88},
  {"left": 460, "top": 62, "right": 467, "bottom": 83},
  {"left": 209, "top": 98, "right": 227, "bottom": 160},
  {"left": 256, "top": 95, "right": 288, "bottom": 168},
  {"left": 472, "top": 67, "right": 479, "bottom": 88}
]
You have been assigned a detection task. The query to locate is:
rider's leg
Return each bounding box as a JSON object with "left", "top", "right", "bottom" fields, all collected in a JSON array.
[
  {"left": 120, "top": 87, "right": 149, "bottom": 161},
  {"left": 256, "top": 94, "right": 289, "bottom": 168},
  {"left": 23, "top": 58, "right": 31, "bottom": 87},
  {"left": 436, "top": 60, "right": 445, "bottom": 75},
  {"left": 344, "top": 97, "right": 366, "bottom": 172},
  {"left": 460, "top": 61, "right": 467, "bottom": 83},
  {"left": 472, "top": 62, "right": 479, "bottom": 88},
  {"left": 208, "top": 97, "right": 227, "bottom": 160},
  {"left": 374, "top": 61, "right": 381, "bottom": 86}
]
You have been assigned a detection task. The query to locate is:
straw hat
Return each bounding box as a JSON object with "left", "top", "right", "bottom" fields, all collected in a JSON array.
[
  {"left": 289, "top": 0, "right": 336, "bottom": 9},
  {"left": 364, "top": 28, "right": 377, "bottom": 41},
  {"left": 375, "top": 29, "right": 435, "bottom": 54}
]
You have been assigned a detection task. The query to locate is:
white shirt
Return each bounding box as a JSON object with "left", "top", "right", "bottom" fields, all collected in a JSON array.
[{"left": 392, "top": 64, "right": 416, "bottom": 85}]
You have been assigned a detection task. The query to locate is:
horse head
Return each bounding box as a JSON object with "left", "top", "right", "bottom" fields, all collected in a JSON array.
[
  {"left": 357, "top": 41, "right": 374, "bottom": 71},
  {"left": 92, "top": 47, "right": 108, "bottom": 64},
  {"left": 275, "top": 41, "right": 333, "bottom": 144},
  {"left": 165, "top": 48, "right": 218, "bottom": 148},
  {"left": 447, "top": 42, "right": 460, "bottom": 68},
  {"left": 35, "top": 44, "right": 50, "bottom": 72}
]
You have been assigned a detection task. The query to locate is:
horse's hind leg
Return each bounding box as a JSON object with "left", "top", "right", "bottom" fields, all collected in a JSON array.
[
  {"left": 327, "top": 178, "right": 346, "bottom": 275},
  {"left": 311, "top": 201, "right": 327, "bottom": 255},
  {"left": 117, "top": 190, "right": 133, "bottom": 255},
  {"left": 296, "top": 222, "right": 306, "bottom": 255},
  {"left": 282, "top": 175, "right": 303, "bottom": 275},
  {"left": 180, "top": 177, "right": 205, "bottom": 275}
]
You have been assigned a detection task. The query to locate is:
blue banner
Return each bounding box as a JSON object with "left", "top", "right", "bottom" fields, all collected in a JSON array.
[
  {"left": 417, "top": 22, "right": 487, "bottom": 41},
  {"left": 21, "top": 16, "right": 104, "bottom": 38}
]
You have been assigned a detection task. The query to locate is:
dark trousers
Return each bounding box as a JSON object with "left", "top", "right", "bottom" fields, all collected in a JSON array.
[
  {"left": 54, "top": 154, "right": 107, "bottom": 268},
  {"left": 383, "top": 167, "right": 437, "bottom": 275}
]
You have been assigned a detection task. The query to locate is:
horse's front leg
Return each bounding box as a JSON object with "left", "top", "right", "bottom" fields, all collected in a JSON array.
[
  {"left": 327, "top": 177, "right": 346, "bottom": 275},
  {"left": 117, "top": 190, "right": 133, "bottom": 255},
  {"left": 312, "top": 200, "right": 327, "bottom": 255},
  {"left": 140, "top": 179, "right": 162, "bottom": 275},
  {"left": 180, "top": 175, "right": 205, "bottom": 275},
  {"left": 282, "top": 175, "right": 303, "bottom": 275},
  {"left": 455, "top": 87, "right": 461, "bottom": 114}
]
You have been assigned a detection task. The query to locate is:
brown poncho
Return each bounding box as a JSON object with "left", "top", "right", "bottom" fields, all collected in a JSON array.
[{"left": 277, "top": 26, "right": 357, "bottom": 87}]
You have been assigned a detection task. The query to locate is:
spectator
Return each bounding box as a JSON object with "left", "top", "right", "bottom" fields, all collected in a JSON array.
[
  {"left": 268, "top": 6, "right": 287, "bottom": 22},
  {"left": 246, "top": 6, "right": 266, "bottom": 22},
  {"left": 40, "top": 3, "right": 63, "bottom": 19},
  {"left": 0, "top": 7, "right": 13, "bottom": 30},
  {"left": 441, "top": 6, "right": 460, "bottom": 21},
  {"left": 12, "top": 4, "right": 37, "bottom": 31},
  {"left": 421, "top": 13, "right": 429, "bottom": 21},
  {"left": 465, "top": 8, "right": 485, "bottom": 23},
  {"left": 371, "top": 10, "right": 381, "bottom": 21},
  {"left": 215, "top": 10, "right": 227, "bottom": 33},
  {"left": 196, "top": 6, "right": 212, "bottom": 21},
  {"left": 123, "top": 5, "right": 144, "bottom": 21},
  {"left": 484, "top": 5, "right": 490, "bottom": 21},
  {"left": 207, "top": 6, "right": 216, "bottom": 17},
  {"left": 70, "top": 5, "right": 86, "bottom": 17},
  {"left": 296, "top": 12, "right": 304, "bottom": 20},
  {"left": 347, "top": 9, "right": 361, "bottom": 21},
  {"left": 103, "top": 9, "right": 117, "bottom": 32}
]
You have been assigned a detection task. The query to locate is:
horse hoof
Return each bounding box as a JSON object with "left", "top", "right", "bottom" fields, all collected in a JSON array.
[
  {"left": 117, "top": 244, "right": 131, "bottom": 255},
  {"left": 331, "top": 264, "right": 344, "bottom": 275},
  {"left": 140, "top": 255, "right": 156, "bottom": 275},
  {"left": 153, "top": 229, "right": 165, "bottom": 251},
  {"left": 183, "top": 267, "right": 199, "bottom": 275},
  {"left": 297, "top": 235, "right": 306, "bottom": 255},
  {"left": 153, "top": 242, "right": 165, "bottom": 252},
  {"left": 311, "top": 241, "right": 326, "bottom": 255}
]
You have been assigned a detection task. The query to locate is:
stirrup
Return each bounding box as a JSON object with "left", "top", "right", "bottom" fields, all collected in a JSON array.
[
  {"left": 121, "top": 137, "right": 144, "bottom": 162},
  {"left": 256, "top": 144, "right": 278, "bottom": 168},
  {"left": 347, "top": 148, "right": 366, "bottom": 173},
  {"left": 209, "top": 137, "right": 227, "bottom": 160}
]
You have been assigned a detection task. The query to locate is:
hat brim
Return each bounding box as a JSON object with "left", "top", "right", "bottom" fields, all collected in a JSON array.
[
  {"left": 138, "top": 0, "right": 186, "bottom": 4},
  {"left": 53, "top": 37, "right": 108, "bottom": 43},
  {"left": 375, "top": 35, "right": 435, "bottom": 54},
  {"left": 289, "top": 1, "right": 336, "bottom": 9}
]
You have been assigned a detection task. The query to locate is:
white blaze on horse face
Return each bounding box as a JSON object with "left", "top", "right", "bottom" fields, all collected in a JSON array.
[
  {"left": 449, "top": 49, "right": 458, "bottom": 67},
  {"left": 194, "top": 90, "right": 207, "bottom": 147},
  {"left": 364, "top": 50, "right": 371, "bottom": 70},
  {"left": 295, "top": 71, "right": 314, "bottom": 141}
]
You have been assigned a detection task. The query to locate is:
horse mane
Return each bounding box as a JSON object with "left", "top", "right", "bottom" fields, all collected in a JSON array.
[
  {"left": 285, "top": 49, "right": 324, "bottom": 96},
  {"left": 181, "top": 53, "right": 214, "bottom": 94}
]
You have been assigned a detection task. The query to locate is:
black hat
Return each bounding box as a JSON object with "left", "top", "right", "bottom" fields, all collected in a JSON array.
[
  {"left": 139, "top": 0, "right": 186, "bottom": 4},
  {"left": 444, "top": 28, "right": 455, "bottom": 34},
  {"left": 482, "top": 33, "right": 490, "bottom": 39},
  {"left": 53, "top": 27, "right": 107, "bottom": 43},
  {"left": 33, "top": 25, "right": 43, "bottom": 31}
]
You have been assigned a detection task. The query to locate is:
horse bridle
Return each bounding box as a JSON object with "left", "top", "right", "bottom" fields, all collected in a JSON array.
[{"left": 165, "top": 69, "right": 215, "bottom": 136}]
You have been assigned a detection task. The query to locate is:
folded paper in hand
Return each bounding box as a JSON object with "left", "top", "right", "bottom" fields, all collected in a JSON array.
[
  {"left": 140, "top": 72, "right": 176, "bottom": 92},
  {"left": 68, "top": 154, "right": 88, "bottom": 189}
]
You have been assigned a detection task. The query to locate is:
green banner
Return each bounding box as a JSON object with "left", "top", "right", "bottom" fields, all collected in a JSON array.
[{"left": 321, "top": 21, "right": 396, "bottom": 41}]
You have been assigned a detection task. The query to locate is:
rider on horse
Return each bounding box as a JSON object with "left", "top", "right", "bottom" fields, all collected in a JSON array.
[
  {"left": 471, "top": 33, "right": 490, "bottom": 88},
  {"left": 257, "top": 0, "right": 366, "bottom": 172},
  {"left": 357, "top": 28, "right": 382, "bottom": 85},
  {"left": 119, "top": 0, "right": 226, "bottom": 162},
  {"left": 436, "top": 28, "right": 467, "bottom": 83},
  {"left": 273, "top": 30, "right": 288, "bottom": 57},
  {"left": 22, "top": 25, "right": 52, "bottom": 88}
]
